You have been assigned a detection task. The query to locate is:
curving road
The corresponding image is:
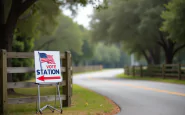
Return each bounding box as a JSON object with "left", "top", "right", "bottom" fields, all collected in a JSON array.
[{"left": 73, "top": 69, "right": 185, "bottom": 115}]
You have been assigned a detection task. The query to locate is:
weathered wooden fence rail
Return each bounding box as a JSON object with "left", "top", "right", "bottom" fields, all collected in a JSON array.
[
  {"left": 0, "top": 49, "right": 72, "bottom": 114},
  {"left": 124, "top": 64, "right": 185, "bottom": 80}
]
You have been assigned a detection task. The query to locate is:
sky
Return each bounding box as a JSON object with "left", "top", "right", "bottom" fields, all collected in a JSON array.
[
  {"left": 62, "top": 4, "right": 94, "bottom": 29},
  {"left": 62, "top": 0, "right": 103, "bottom": 29}
]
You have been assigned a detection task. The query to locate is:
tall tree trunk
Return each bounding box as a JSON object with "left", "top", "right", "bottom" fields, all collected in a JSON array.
[
  {"left": 157, "top": 31, "right": 175, "bottom": 64},
  {"left": 165, "top": 52, "right": 173, "bottom": 64},
  {"left": 3, "top": 1, "right": 20, "bottom": 94},
  {"left": 149, "top": 45, "right": 161, "bottom": 64},
  {"left": 0, "top": 0, "right": 37, "bottom": 94},
  {"left": 153, "top": 45, "right": 161, "bottom": 64},
  {"left": 159, "top": 39, "right": 185, "bottom": 64},
  {"left": 165, "top": 39, "right": 175, "bottom": 64},
  {"left": 0, "top": 0, "right": 5, "bottom": 50},
  {"left": 173, "top": 43, "right": 185, "bottom": 62},
  {"left": 0, "top": 0, "right": 15, "bottom": 93},
  {"left": 142, "top": 50, "right": 152, "bottom": 64}
]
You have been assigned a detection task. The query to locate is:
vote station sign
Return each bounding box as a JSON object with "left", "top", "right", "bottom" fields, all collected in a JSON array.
[{"left": 34, "top": 51, "right": 62, "bottom": 83}]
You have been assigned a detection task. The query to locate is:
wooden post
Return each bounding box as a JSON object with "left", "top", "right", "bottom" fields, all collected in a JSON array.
[
  {"left": 132, "top": 66, "right": 135, "bottom": 76},
  {"left": 150, "top": 65, "right": 154, "bottom": 77},
  {"left": 0, "top": 49, "right": 8, "bottom": 114},
  {"left": 127, "top": 66, "right": 129, "bottom": 75},
  {"left": 70, "top": 53, "right": 73, "bottom": 96},
  {"left": 62, "top": 51, "right": 71, "bottom": 107},
  {"left": 147, "top": 65, "right": 151, "bottom": 77},
  {"left": 140, "top": 65, "right": 143, "bottom": 77},
  {"left": 124, "top": 66, "right": 127, "bottom": 75},
  {"left": 162, "top": 64, "right": 165, "bottom": 79},
  {"left": 178, "top": 64, "right": 181, "bottom": 80}
]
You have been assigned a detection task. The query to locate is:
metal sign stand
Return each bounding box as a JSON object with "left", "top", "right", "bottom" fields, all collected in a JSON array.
[{"left": 36, "top": 82, "right": 63, "bottom": 114}]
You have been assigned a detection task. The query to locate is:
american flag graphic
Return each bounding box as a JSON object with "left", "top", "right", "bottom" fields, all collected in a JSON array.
[{"left": 39, "top": 53, "right": 56, "bottom": 64}]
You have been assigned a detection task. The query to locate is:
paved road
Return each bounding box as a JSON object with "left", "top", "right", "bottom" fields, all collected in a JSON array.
[{"left": 73, "top": 69, "right": 185, "bottom": 115}]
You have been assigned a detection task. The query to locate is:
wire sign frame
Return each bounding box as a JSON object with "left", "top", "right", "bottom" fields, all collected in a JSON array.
[{"left": 34, "top": 51, "right": 63, "bottom": 114}]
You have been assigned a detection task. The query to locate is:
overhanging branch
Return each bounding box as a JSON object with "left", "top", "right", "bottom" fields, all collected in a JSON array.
[
  {"left": 173, "top": 43, "right": 185, "bottom": 56},
  {"left": 19, "top": 0, "right": 37, "bottom": 16},
  {"left": 36, "top": 38, "right": 56, "bottom": 50},
  {"left": 18, "top": 9, "right": 33, "bottom": 20},
  {"left": 157, "top": 41, "right": 167, "bottom": 52},
  {"left": 0, "top": 0, "right": 5, "bottom": 24},
  {"left": 158, "top": 31, "right": 167, "bottom": 48},
  {"left": 141, "top": 49, "right": 151, "bottom": 64}
]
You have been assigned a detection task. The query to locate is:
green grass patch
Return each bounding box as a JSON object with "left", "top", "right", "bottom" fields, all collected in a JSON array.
[
  {"left": 117, "top": 74, "right": 185, "bottom": 85},
  {"left": 8, "top": 84, "right": 113, "bottom": 115}
]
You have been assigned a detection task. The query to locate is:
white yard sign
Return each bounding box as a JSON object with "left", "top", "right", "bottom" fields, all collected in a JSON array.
[{"left": 34, "top": 51, "right": 62, "bottom": 83}]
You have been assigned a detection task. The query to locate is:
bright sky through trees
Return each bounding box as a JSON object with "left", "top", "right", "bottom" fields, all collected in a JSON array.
[
  {"left": 62, "top": 0, "right": 103, "bottom": 29},
  {"left": 63, "top": 5, "right": 93, "bottom": 29}
]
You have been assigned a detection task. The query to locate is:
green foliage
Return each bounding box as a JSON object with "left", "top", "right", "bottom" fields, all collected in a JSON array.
[
  {"left": 72, "top": 39, "right": 94, "bottom": 66},
  {"left": 16, "top": 0, "right": 61, "bottom": 38},
  {"left": 12, "top": 35, "right": 34, "bottom": 81},
  {"left": 161, "top": 0, "right": 185, "bottom": 42},
  {"left": 92, "top": 43, "right": 121, "bottom": 64},
  {"left": 4, "top": 0, "right": 111, "bottom": 82},
  {"left": 71, "top": 25, "right": 94, "bottom": 65},
  {"left": 90, "top": 0, "right": 185, "bottom": 64},
  {"left": 91, "top": 0, "right": 161, "bottom": 63},
  {"left": 34, "top": 14, "right": 83, "bottom": 54},
  {"left": 11, "top": 0, "right": 62, "bottom": 81}
]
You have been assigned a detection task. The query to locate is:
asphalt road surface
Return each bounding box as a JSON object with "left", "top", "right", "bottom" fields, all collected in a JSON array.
[{"left": 73, "top": 69, "right": 185, "bottom": 115}]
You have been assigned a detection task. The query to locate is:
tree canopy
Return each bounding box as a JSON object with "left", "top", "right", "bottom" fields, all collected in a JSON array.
[
  {"left": 34, "top": 14, "right": 83, "bottom": 54},
  {"left": 90, "top": 0, "right": 185, "bottom": 64},
  {"left": 93, "top": 43, "right": 121, "bottom": 64},
  {"left": 161, "top": 0, "right": 185, "bottom": 42}
]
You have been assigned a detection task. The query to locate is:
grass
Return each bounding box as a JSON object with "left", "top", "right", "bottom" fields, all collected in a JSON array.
[
  {"left": 8, "top": 84, "right": 114, "bottom": 115},
  {"left": 117, "top": 74, "right": 185, "bottom": 85}
]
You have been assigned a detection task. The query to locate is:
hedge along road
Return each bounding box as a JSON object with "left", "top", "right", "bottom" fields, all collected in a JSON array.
[{"left": 73, "top": 69, "right": 185, "bottom": 115}]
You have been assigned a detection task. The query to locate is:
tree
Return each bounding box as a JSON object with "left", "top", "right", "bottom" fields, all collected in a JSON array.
[
  {"left": 0, "top": 0, "right": 37, "bottom": 51},
  {"left": 6, "top": 0, "right": 62, "bottom": 93},
  {"left": 91, "top": 42, "right": 121, "bottom": 67},
  {"left": 1, "top": 0, "right": 62, "bottom": 89},
  {"left": 0, "top": 0, "right": 107, "bottom": 84},
  {"left": 16, "top": 0, "right": 61, "bottom": 38},
  {"left": 0, "top": 0, "right": 108, "bottom": 51},
  {"left": 91, "top": 0, "right": 161, "bottom": 64},
  {"left": 0, "top": 0, "right": 107, "bottom": 94},
  {"left": 71, "top": 25, "right": 94, "bottom": 66},
  {"left": 90, "top": 0, "right": 185, "bottom": 64},
  {"left": 161, "top": 0, "right": 185, "bottom": 42},
  {"left": 34, "top": 14, "right": 84, "bottom": 54},
  {"left": 12, "top": 34, "right": 34, "bottom": 82},
  {"left": 72, "top": 39, "right": 94, "bottom": 66}
]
